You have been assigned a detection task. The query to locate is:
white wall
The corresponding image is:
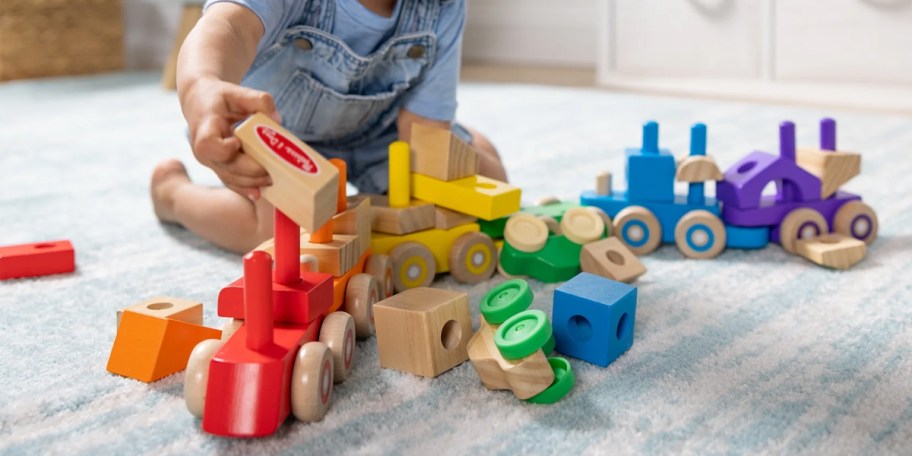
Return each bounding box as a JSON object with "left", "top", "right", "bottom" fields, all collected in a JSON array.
[
  {"left": 124, "top": 0, "right": 183, "bottom": 70},
  {"left": 459, "top": 0, "right": 599, "bottom": 68}
]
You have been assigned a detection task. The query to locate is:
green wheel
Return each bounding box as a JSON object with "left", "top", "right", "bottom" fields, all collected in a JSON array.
[
  {"left": 494, "top": 309, "right": 551, "bottom": 360},
  {"left": 480, "top": 279, "right": 533, "bottom": 325},
  {"left": 526, "top": 357, "right": 574, "bottom": 404},
  {"left": 542, "top": 334, "right": 556, "bottom": 355}
]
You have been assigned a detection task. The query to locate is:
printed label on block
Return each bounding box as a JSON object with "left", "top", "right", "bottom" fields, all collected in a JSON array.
[{"left": 256, "top": 126, "right": 320, "bottom": 175}]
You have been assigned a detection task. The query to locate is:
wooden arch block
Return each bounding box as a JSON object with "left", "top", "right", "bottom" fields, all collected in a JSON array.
[{"left": 676, "top": 156, "right": 722, "bottom": 182}]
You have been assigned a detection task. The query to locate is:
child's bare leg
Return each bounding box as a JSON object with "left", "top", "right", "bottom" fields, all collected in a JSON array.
[
  {"left": 151, "top": 159, "right": 274, "bottom": 253},
  {"left": 465, "top": 126, "right": 508, "bottom": 182}
]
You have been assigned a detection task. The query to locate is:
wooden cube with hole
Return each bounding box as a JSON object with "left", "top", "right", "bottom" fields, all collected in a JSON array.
[
  {"left": 256, "top": 233, "right": 359, "bottom": 277},
  {"left": 409, "top": 122, "right": 479, "bottom": 181},
  {"left": 373, "top": 287, "right": 472, "bottom": 377},
  {"left": 552, "top": 273, "right": 637, "bottom": 367},
  {"left": 116, "top": 296, "right": 203, "bottom": 328},
  {"left": 580, "top": 237, "right": 646, "bottom": 283},
  {"left": 795, "top": 233, "right": 866, "bottom": 270}
]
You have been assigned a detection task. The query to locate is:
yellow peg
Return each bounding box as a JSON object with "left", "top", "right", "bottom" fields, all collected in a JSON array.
[{"left": 389, "top": 141, "right": 410, "bottom": 208}]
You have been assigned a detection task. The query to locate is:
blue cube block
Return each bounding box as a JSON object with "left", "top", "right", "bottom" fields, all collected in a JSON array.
[
  {"left": 552, "top": 272, "right": 637, "bottom": 367},
  {"left": 625, "top": 148, "right": 676, "bottom": 203}
]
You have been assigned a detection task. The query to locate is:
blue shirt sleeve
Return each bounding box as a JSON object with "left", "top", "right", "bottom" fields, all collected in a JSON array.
[
  {"left": 401, "top": 0, "right": 465, "bottom": 122},
  {"left": 204, "top": 0, "right": 307, "bottom": 54}
]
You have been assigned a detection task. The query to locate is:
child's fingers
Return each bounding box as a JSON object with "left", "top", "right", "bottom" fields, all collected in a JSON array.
[
  {"left": 221, "top": 154, "right": 272, "bottom": 181},
  {"left": 193, "top": 117, "right": 239, "bottom": 164},
  {"left": 214, "top": 165, "right": 272, "bottom": 190},
  {"left": 225, "top": 184, "right": 261, "bottom": 201},
  {"left": 226, "top": 86, "right": 278, "bottom": 118}
]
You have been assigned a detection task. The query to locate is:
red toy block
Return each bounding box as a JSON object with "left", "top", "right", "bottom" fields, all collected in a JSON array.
[
  {"left": 203, "top": 250, "right": 321, "bottom": 437},
  {"left": 0, "top": 240, "right": 75, "bottom": 280}
]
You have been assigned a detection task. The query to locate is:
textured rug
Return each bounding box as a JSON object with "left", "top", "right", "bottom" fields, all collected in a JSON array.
[{"left": 1, "top": 73, "right": 911, "bottom": 455}]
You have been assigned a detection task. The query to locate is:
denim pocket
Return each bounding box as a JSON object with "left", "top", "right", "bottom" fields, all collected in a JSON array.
[{"left": 277, "top": 70, "right": 406, "bottom": 145}]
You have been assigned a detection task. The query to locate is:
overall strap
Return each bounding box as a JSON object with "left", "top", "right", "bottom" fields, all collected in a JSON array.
[
  {"left": 300, "top": 0, "right": 335, "bottom": 30},
  {"left": 394, "top": 0, "right": 441, "bottom": 35}
]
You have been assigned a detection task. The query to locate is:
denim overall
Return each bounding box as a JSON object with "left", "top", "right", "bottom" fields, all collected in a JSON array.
[{"left": 242, "top": 0, "right": 466, "bottom": 194}]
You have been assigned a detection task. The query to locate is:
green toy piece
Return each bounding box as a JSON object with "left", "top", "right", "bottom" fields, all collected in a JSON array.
[
  {"left": 480, "top": 279, "right": 533, "bottom": 325},
  {"left": 478, "top": 216, "right": 508, "bottom": 240},
  {"left": 521, "top": 201, "right": 579, "bottom": 220},
  {"left": 526, "top": 357, "right": 574, "bottom": 404},
  {"left": 542, "top": 333, "right": 556, "bottom": 355},
  {"left": 499, "top": 235, "right": 583, "bottom": 283},
  {"left": 494, "top": 309, "right": 551, "bottom": 360}
]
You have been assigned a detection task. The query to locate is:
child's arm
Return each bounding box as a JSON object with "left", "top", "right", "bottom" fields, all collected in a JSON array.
[{"left": 177, "top": 2, "right": 279, "bottom": 200}]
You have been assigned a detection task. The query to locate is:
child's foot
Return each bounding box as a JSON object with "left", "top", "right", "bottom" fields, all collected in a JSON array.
[{"left": 151, "top": 159, "right": 191, "bottom": 223}]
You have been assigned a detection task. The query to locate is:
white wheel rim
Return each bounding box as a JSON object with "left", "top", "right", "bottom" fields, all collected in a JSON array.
[
  {"left": 628, "top": 226, "right": 644, "bottom": 242},
  {"left": 472, "top": 252, "right": 484, "bottom": 266},
  {"left": 407, "top": 265, "right": 420, "bottom": 280}
]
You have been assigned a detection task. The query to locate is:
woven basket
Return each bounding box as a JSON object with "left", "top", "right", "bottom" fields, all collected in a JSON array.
[{"left": 0, "top": 0, "right": 124, "bottom": 81}]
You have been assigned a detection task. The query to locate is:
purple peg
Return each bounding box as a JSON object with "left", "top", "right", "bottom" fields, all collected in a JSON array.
[{"left": 821, "top": 118, "right": 837, "bottom": 151}]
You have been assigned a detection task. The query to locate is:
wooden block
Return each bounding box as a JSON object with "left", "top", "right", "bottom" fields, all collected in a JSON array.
[
  {"left": 580, "top": 237, "right": 646, "bottom": 283},
  {"left": 106, "top": 310, "right": 221, "bottom": 383},
  {"left": 0, "top": 240, "right": 75, "bottom": 280},
  {"left": 116, "top": 296, "right": 203, "bottom": 328},
  {"left": 466, "top": 321, "right": 554, "bottom": 399},
  {"left": 333, "top": 196, "right": 372, "bottom": 256},
  {"left": 676, "top": 156, "right": 722, "bottom": 182},
  {"left": 796, "top": 233, "right": 866, "bottom": 270},
  {"left": 374, "top": 288, "right": 472, "bottom": 377},
  {"left": 595, "top": 171, "right": 612, "bottom": 196},
  {"left": 410, "top": 122, "right": 479, "bottom": 181},
  {"left": 796, "top": 148, "right": 861, "bottom": 199},
  {"left": 435, "top": 207, "right": 477, "bottom": 230},
  {"left": 256, "top": 233, "right": 359, "bottom": 277},
  {"left": 358, "top": 194, "right": 435, "bottom": 235},
  {"left": 234, "top": 113, "right": 338, "bottom": 232},
  {"left": 411, "top": 174, "right": 521, "bottom": 221}
]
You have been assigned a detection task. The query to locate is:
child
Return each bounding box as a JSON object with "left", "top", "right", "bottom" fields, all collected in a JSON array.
[{"left": 151, "top": 0, "right": 505, "bottom": 253}]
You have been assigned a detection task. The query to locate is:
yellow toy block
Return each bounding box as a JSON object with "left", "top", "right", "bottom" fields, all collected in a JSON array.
[
  {"left": 371, "top": 223, "right": 479, "bottom": 274},
  {"left": 410, "top": 174, "right": 521, "bottom": 221},
  {"left": 234, "top": 113, "right": 339, "bottom": 232}
]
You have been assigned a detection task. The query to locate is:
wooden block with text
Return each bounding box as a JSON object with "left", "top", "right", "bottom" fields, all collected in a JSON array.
[
  {"left": 234, "top": 113, "right": 338, "bottom": 232},
  {"left": 374, "top": 287, "right": 472, "bottom": 377},
  {"left": 410, "top": 123, "right": 479, "bottom": 181}
]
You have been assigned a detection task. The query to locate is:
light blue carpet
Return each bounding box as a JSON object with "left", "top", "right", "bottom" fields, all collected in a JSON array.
[{"left": 1, "top": 73, "right": 911, "bottom": 454}]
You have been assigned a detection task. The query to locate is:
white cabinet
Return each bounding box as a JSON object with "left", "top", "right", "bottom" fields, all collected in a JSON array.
[{"left": 598, "top": 0, "right": 912, "bottom": 113}]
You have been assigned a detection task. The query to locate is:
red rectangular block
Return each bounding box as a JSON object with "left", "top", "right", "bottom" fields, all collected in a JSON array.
[
  {"left": 0, "top": 240, "right": 75, "bottom": 280},
  {"left": 217, "top": 271, "right": 333, "bottom": 324}
]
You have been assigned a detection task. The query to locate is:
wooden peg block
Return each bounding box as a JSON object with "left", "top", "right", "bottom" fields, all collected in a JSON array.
[
  {"left": 410, "top": 123, "right": 479, "bottom": 181},
  {"left": 676, "top": 156, "right": 722, "bottom": 182},
  {"left": 580, "top": 237, "right": 646, "bottom": 283},
  {"left": 411, "top": 174, "right": 521, "bottom": 221},
  {"left": 116, "top": 296, "right": 203, "bottom": 328},
  {"left": 333, "top": 196, "right": 372, "bottom": 256},
  {"left": 796, "top": 148, "right": 861, "bottom": 199},
  {"left": 795, "top": 233, "right": 866, "bottom": 270},
  {"left": 466, "top": 321, "right": 554, "bottom": 399},
  {"left": 107, "top": 310, "right": 221, "bottom": 382},
  {"left": 0, "top": 240, "right": 75, "bottom": 280},
  {"left": 358, "top": 194, "right": 435, "bottom": 235},
  {"left": 435, "top": 207, "right": 477, "bottom": 230},
  {"left": 595, "top": 172, "right": 612, "bottom": 196},
  {"left": 256, "top": 234, "right": 359, "bottom": 277},
  {"left": 234, "top": 113, "right": 338, "bottom": 232},
  {"left": 374, "top": 288, "right": 472, "bottom": 377}
]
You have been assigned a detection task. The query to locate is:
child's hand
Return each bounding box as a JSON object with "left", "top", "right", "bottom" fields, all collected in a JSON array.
[{"left": 183, "top": 78, "right": 281, "bottom": 200}]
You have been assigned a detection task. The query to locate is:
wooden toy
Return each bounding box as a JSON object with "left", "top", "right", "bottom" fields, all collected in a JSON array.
[
  {"left": 595, "top": 171, "right": 612, "bottom": 196},
  {"left": 626, "top": 121, "right": 675, "bottom": 202},
  {"left": 580, "top": 237, "right": 646, "bottom": 283},
  {"left": 186, "top": 249, "right": 352, "bottom": 437},
  {"left": 499, "top": 235, "right": 583, "bottom": 283},
  {"left": 559, "top": 207, "right": 605, "bottom": 245},
  {"left": 795, "top": 233, "right": 866, "bottom": 270},
  {"left": 536, "top": 196, "right": 562, "bottom": 206},
  {"left": 409, "top": 122, "right": 479, "bottom": 181},
  {"left": 435, "top": 207, "right": 477, "bottom": 230},
  {"left": 221, "top": 318, "right": 242, "bottom": 341},
  {"left": 0, "top": 239, "right": 74, "bottom": 280},
  {"left": 582, "top": 122, "right": 728, "bottom": 258},
  {"left": 833, "top": 200, "right": 878, "bottom": 245},
  {"left": 494, "top": 310, "right": 552, "bottom": 360},
  {"left": 466, "top": 320, "right": 554, "bottom": 399},
  {"left": 525, "top": 357, "right": 575, "bottom": 404},
  {"left": 448, "top": 232, "right": 497, "bottom": 284},
  {"left": 411, "top": 173, "right": 521, "bottom": 221},
  {"left": 332, "top": 195, "right": 372, "bottom": 256},
  {"left": 373, "top": 288, "right": 472, "bottom": 378},
  {"left": 234, "top": 113, "right": 338, "bottom": 232},
  {"left": 673, "top": 210, "right": 728, "bottom": 259},
  {"left": 538, "top": 215, "right": 562, "bottom": 235},
  {"left": 365, "top": 254, "right": 395, "bottom": 299},
  {"left": 107, "top": 310, "right": 221, "bottom": 383},
  {"left": 319, "top": 311, "right": 356, "bottom": 382},
  {"left": 371, "top": 222, "right": 497, "bottom": 291},
  {"left": 116, "top": 296, "right": 202, "bottom": 328},
  {"left": 796, "top": 118, "right": 861, "bottom": 199},
  {"left": 552, "top": 273, "right": 636, "bottom": 367},
  {"left": 479, "top": 279, "right": 533, "bottom": 325},
  {"left": 585, "top": 206, "right": 613, "bottom": 237},
  {"left": 504, "top": 213, "right": 549, "bottom": 253},
  {"left": 358, "top": 194, "right": 435, "bottom": 235},
  {"left": 343, "top": 273, "right": 380, "bottom": 339},
  {"left": 777, "top": 207, "right": 828, "bottom": 253}
]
